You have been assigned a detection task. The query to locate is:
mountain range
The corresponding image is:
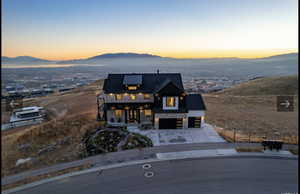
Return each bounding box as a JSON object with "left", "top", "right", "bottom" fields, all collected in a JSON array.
[
  {"left": 1, "top": 52, "right": 298, "bottom": 78},
  {"left": 1, "top": 52, "right": 298, "bottom": 64}
]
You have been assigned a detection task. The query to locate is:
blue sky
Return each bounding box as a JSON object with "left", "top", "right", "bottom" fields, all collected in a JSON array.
[{"left": 2, "top": 0, "right": 298, "bottom": 59}]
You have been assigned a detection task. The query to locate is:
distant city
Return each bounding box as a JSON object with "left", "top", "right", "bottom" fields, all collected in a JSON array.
[
  {"left": 1, "top": 52, "right": 298, "bottom": 98},
  {"left": 1, "top": 66, "right": 253, "bottom": 99}
]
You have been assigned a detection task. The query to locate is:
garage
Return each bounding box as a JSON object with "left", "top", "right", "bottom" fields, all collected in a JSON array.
[
  {"left": 188, "top": 117, "right": 201, "bottom": 128},
  {"left": 159, "top": 118, "right": 182, "bottom": 129}
]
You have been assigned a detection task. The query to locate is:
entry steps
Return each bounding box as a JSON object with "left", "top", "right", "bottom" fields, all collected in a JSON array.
[{"left": 127, "top": 125, "right": 140, "bottom": 133}]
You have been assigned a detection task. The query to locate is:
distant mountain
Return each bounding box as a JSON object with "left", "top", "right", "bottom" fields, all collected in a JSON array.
[
  {"left": 1, "top": 56, "right": 53, "bottom": 64},
  {"left": 55, "top": 52, "right": 298, "bottom": 64},
  {"left": 88, "top": 52, "right": 161, "bottom": 59},
  {"left": 57, "top": 52, "right": 162, "bottom": 64},
  {"left": 262, "top": 52, "right": 298, "bottom": 60}
]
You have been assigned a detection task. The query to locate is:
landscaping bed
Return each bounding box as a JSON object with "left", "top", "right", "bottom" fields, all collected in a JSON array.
[{"left": 83, "top": 127, "right": 153, "bottom": 156}]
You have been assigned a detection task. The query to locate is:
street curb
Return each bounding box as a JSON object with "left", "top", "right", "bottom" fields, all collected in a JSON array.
[{"left": 2, "top": 153, "right": 298, "bottom": 194}]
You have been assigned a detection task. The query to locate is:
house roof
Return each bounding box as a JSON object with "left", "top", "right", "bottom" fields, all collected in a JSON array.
[
  {"left": 123, "top": 75, "right": 143, "bottom": 85},
  {"left": 186, "top": 94, "right": 206, "bottom": 110},
  {"left": 103, "top": 73, "right": 184, "bottom": 93},
  {"left": 154, "top": 78, "right": 183, "bottom": 93}
]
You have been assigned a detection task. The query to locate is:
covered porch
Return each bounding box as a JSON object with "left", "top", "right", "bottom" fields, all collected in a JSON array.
[{"left": 105, "top": 103, "right": 154, "bottom": 127}]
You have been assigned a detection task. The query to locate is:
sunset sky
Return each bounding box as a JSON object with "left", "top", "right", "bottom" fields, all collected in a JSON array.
[{"left": 2, "top": 0, "right": 298, "bottom": 60}]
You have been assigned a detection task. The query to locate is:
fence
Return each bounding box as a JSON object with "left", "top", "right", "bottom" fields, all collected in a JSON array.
[{"left": 215, "top": 127, "right": 298, "bottom": 145}]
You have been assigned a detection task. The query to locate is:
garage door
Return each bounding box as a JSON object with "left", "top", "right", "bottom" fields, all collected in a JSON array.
[
  {"left": 159, "top": 118, "right": 183, "bottom": 129},
  {"left": 188, "top": 117, "right": 201, "bottom": 128}
]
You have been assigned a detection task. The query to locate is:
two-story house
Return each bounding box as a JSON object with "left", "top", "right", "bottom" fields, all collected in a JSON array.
[{"left": 98, "top": 72, "right": 206, "bottom": 129}]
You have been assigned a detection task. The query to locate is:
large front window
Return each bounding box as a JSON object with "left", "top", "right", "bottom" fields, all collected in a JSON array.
[
  {"left": 166, "top": 97, "right": 176, "bottom": 107},
  {"left": 128, "top": 86, "right": 137, "bottom": 90},
  {"left": 144, "top": 94, "right": 151, "bottom": 99},
  {"left": 130, "top": 94, "right": 136, "bottom": 100},
  {"left": 116, "top": 94, "right": 122, "bottom": 100}
]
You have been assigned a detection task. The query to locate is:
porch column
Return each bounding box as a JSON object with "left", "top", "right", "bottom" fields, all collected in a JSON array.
[
  {"left": 137, "top": 109, "right": 140, "bottom": 123},
  {"left": 125, "top": 110, "right": 127, "bottom": 123}
]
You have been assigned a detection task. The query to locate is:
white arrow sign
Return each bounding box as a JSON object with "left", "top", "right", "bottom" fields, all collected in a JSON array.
[{"left": 280, "top": 100, "right": 290, "bottom": 108}]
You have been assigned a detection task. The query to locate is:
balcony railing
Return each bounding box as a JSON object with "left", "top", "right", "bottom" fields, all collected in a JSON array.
[{"left": 103, "top": 94, "right": 154, "bottom": 103}]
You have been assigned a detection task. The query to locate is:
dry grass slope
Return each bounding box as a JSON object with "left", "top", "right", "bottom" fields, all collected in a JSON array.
[
  {"left": 205, "top": 75, "right": 298, "bottom": 144},
  {"left": 216, "top": 75, "right": 298, "bottom": 96},
  {"left": 1, "top": 80, "right": 103, "bottom": 177}
]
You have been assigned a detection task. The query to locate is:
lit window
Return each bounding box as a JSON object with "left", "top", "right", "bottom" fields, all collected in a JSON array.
[
  {"left": 128, "top": 86, "right": 137, "bottom": 90},
  {"left": 144, "top": 94, "right": 150, "bottom": 99},
  {"left": 115, "top": 110, "right": 122, "bottom": 118},
  {"left": 166, "top": 97, "right": 176, "bottom": 107},
  {"left": 144, "top": 109, "right": 152, "bottom": 117},
  {"left": 116, "top": 94, "right": 122, "bottom": 100},
  {"left": 130, "top": 94, "right": 136, "bottom": 100}
]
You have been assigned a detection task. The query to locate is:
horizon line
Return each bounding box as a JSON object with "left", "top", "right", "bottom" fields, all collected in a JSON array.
[{"left": 2, "top": 51, "right": 298, "bottom": 61}]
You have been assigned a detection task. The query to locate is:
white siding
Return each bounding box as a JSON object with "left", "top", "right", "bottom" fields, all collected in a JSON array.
[{"left": 187, "top": 110, "right": 205, "bottom": 117}]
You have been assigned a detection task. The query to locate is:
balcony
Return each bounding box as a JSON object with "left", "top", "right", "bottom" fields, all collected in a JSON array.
[{"left": 103, "top": 93, "right": 154, "bottom": 103}]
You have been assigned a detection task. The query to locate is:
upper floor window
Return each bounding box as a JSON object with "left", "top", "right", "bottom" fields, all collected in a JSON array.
[
  {"left": 130, "top": 94, "right": 136, "bottom": 100},
  {"left": 116, "top": 94, "right": 122, "bottom": 100},
  {"left": 166, "top": 96, "right": 176, "bottom": 107},
  {"left": 144, "top": 94, "right": 151, "bottom": 99},
  {"left": 128, "top": 86, "right": 137, "bottom": 90}
]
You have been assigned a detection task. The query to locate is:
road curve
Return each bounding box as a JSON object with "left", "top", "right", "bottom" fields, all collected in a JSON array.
[{"left": 11, "top": 157, "right": 298, "bottom": 194}]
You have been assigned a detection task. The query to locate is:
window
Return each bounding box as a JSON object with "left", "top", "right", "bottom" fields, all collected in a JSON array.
[
  {"left": 130, "top": 94, "right": 136, "bottom": 100},
  {"left": 166, "top": 97, "right": 176, "bottom": 107},
  {"left": 144, "top": 94, "right": 151, "bottom": 99},
  {"left": 114, "top": 110, "right": 122, "bottom": 118},
  {"left": 128, "top": 86, "right": 137, "bottom": 90},
  {"left": 144, "top": 109, "right": 152, "bottom": 117},
  {"left": 116, "top": 94, "right": 122, "bottom": 100}
]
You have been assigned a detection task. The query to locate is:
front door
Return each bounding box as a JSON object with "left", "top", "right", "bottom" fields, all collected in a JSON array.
[{"left": 128, "top": 109, "right": 138, "bottom": 123}]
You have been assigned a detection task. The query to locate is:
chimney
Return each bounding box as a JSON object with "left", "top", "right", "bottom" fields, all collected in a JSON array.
[{"left": 157, "top": 69, "right": 159, "bottom": 74}]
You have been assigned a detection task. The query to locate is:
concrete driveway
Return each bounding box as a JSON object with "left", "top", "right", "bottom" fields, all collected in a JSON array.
[{"left": 136, "top": 123, "right": 225, "bottom": 146}]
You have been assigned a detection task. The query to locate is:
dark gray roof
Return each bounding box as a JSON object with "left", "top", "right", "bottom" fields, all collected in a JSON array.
[
  {"left": 103, "top": 73, "right": 184, "bottom": 93},
  {"left": 154, "top": 78, "right": 183, "bottom": 93},
  {"left": 186, "top": 94, "right": 206, "bottom": 110},
  {"left": 123, "top": 75, "right": 142, "bottom": 85}
]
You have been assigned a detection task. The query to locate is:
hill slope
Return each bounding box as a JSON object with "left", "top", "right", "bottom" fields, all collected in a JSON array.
[
  {"left": 1, "top": 56, "right": 53, "bottom": 64},
  {"left": 216, "top": 75, "right": 298, "bottom": 96}
]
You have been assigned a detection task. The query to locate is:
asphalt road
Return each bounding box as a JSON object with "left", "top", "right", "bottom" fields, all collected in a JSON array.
[{"left": 12, "top": 157, "right": 298, "bottom": 194}]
